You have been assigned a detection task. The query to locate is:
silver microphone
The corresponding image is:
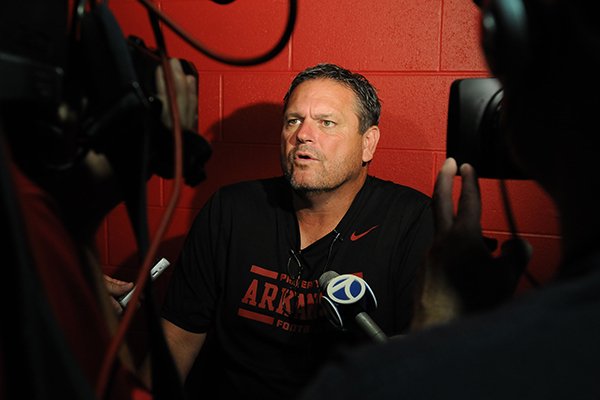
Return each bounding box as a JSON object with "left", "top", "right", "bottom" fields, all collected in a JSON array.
[{"left": 319, "top": 271, "right": 387, "bottom": 343}]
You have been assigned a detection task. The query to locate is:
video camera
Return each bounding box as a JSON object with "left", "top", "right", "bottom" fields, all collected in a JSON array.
[
  {"left": 446, "top": 77, "right": 527, "bottom": 180},
  {"left": 76, "top": 3, "right": 211, "bottom": 187},
  {"left": 0, "top": 2, "right": 211, "bottom": 187}
]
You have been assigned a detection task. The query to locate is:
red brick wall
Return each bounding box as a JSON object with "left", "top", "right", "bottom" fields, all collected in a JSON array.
[{"left": 99, "top": 0, "right": 560, "bottom": 295}]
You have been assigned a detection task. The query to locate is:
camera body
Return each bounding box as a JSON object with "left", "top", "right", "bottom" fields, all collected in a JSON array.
[
  {"left": 74, "top": 3, "right": 210, "bottom": 187},
  {"left": 123, "top": 36, "right": 210, "bottom": 187},
  {"left": 1, "top": 3, "right": 210, "bottom": 188},
  {"left": 446, "top": 77, "right": 526, "bottom": 180}
]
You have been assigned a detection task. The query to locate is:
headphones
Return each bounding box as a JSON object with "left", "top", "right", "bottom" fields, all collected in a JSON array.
[
  {"left": 478, "top": 0, "right": 534, "bottom": 84},
  {"left": 479, "top": 0, "right": 600, "bottom": 90}
]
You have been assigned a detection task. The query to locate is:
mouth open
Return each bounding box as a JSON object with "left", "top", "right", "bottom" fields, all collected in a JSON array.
[{"left": 294, "top": 150, "right": 318, "bottom": 161}]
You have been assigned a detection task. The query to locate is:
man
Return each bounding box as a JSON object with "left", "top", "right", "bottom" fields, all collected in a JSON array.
[
  {"left": 299, "top": 1, "right": 600, "bottom": 399},
  {"left": 160, "top": 63, "right": 434, "bottom": 399}
]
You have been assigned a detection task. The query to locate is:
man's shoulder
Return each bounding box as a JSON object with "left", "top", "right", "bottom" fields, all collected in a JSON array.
[
  {"left": 201, "top": 176, "right": 290, "bottom": 223},
  {"left": 218, "top": 176, "right": 286, "bottom": 194},
  {"left": 214, "top": 176, "right": 288, "bottom": 206},
  {"left": 366, "top": 176, "right": 431, "bottom": 204}
]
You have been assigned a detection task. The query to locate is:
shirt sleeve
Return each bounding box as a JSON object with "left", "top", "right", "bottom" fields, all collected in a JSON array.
[{"left": 161, "top": 189, "right": 225, "bottom": 333}]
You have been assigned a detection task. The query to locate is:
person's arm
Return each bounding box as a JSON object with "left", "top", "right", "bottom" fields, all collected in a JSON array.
[
  {"left": 161, "top": 319, "right": 207, "bottom": 382},
  {"left": 137, "top": 319, "right": 206, "bottom": 389}
]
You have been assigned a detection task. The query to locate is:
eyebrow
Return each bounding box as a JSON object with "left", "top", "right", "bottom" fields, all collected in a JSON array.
[
  {"left": 313, "top": 113, "right": 335, "bottom": 120},
  {"left": 284, "top": 112, "right": 303, "bottom": 119},
  {"left": 284, "top": 111, "right": 336, "bottom": 118}
]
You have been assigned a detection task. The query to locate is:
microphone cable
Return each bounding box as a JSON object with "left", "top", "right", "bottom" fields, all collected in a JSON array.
[
  {"left": 136, "top": 0, "right": 297, "bottom": 66},
  {"left": 95, "top": 7, "right": 184, "bottom": 399},
  {"left": 499, "top": 178, "right": 540, "bottom": 288}
]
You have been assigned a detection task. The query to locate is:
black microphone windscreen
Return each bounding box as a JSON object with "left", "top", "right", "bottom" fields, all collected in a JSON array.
[{"left": 319, "top": 270, "right": 339, "bottom": 289}]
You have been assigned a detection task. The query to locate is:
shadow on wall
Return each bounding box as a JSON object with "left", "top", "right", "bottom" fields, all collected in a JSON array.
[
  {"left": 215, "top": 101, "right": 283, "bottom": 145},
  {"left": 185, "top": 102, "right": 285, "bottom": 209},
  {"left": 113, "top": 100, "right": 285, "bottom": 296}
]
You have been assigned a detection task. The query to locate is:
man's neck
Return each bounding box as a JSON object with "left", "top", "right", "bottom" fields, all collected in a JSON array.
[{"left": 293, "top": 174, "right": 367, "bottom": 249}]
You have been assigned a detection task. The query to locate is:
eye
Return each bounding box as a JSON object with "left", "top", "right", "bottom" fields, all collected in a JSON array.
[
  {"left": 286, "top": 118, "right": 301, "bottom": 126},
  {"left": 322, "top": 120, "right": 335, "bottom": 127}
]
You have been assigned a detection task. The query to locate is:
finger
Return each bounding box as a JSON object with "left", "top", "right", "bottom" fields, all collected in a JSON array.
[
  {"left": 186, "top": 75, "right": 197, "bottom": 109},
  {"left": 432, "top": 157, "right": 458, "bottom": 233},
  {"left": 103, "top": 274, "right": 133, "bottom": 297},
  {"left": 169, "top": 59, "right": 187, "bottom": 99},
  {"left": 103, "top": 274, "right": 129, "bottom": 285},
  {"left": 109, "top": 297, "right": 124, "bottom": 315},
  {"left": 168, "top": 58, "right": 196, "bottom": 130},
  {"left": 157, "top": 59, "right": 185, "bottom": 98},
  {"left": 184, "top": 74, "right": 198, "bottom": 131},
  {"left": 155, "top": 64, "right": 166, "bottom": 99},
  {"left": 456, "top": 163, "right": 482, "bottom": 229},
  {"left": 170, "top": 57, "right": 184, "bottom": 75},
  {"left": 155, "top": 64, "right": 173, "bottom": 129}
]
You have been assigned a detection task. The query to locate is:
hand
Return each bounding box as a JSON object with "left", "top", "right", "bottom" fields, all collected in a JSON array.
[
  {"left": 411, "top": 158, "right": 530, "bottom": 330},
  {"left": 156, "top": 58, "right": 198, "bottom": 132},
  {"left": 103, "top": 274, "right": 134, "bottom": 315}
]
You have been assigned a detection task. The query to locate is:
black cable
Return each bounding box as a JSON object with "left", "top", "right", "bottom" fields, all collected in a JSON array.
[
  {"left": 499, "top": 179, "right": 540, "bottom": 288},
  {"left": 142, "top": 10, "right": 189, "bottom": 400},
  {"left": 136, "top": 0, "right": 297, "bottom": 66}
]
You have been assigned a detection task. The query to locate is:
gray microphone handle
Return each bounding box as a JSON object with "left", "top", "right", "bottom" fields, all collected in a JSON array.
[{"left": 355, "top": 312, "right": 388, "bottom": 343}]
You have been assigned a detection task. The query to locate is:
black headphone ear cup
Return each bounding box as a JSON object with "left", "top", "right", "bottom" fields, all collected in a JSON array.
[
  {"left": 480, "top": 0, "right": 531, "bottom": 83},
  {"left": 80, "top": 4, "right": 137, "bottom": 107}
]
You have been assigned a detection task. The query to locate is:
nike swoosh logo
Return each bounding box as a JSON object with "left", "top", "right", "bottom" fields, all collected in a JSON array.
[{"left": 350, "top": 225, "right": 379, "bottom": 241}]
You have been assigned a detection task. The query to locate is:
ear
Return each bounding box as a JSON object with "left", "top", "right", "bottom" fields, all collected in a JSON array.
[{"left": 362, "top": 125, "right": 380, "bottom": 163}]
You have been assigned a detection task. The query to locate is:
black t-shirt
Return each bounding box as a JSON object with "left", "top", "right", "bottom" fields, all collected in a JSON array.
[
  {"left": 300, "top": 255, "right": 600, "bottom": 400},
  {"left": 162, "top": 175, "right": 434, "bottom": 399}
]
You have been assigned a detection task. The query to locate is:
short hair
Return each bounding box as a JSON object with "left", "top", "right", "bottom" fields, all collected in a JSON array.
[{"left": 283, "top": 63, "right": 381, "bottom": 133}]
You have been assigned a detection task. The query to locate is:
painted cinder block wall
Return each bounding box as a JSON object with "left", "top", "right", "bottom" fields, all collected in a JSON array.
[{"left": 98, "top": 0, "right": 560, "bottom": 297}]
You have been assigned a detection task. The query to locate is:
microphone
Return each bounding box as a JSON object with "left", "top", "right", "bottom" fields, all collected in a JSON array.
[{"left": 319, "top": 271, "right": 388, "bottom": 343}]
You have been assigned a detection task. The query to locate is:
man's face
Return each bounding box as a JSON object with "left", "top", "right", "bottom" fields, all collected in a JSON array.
[{"left": 280, "top": 78, "right": 372, "bottom": 193}]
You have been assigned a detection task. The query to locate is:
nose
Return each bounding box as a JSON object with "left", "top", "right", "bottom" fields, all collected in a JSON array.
[{"left": 295, "top": 120, "right": 316, "bottom": 144}]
